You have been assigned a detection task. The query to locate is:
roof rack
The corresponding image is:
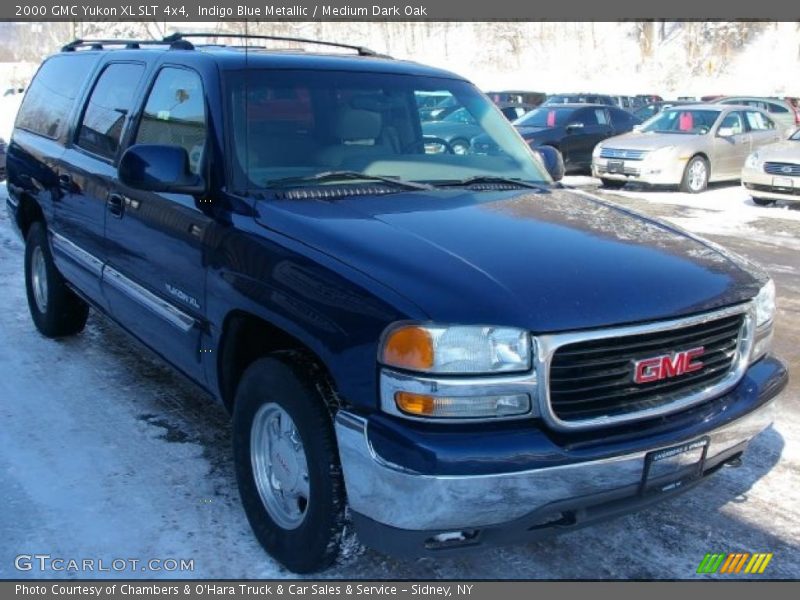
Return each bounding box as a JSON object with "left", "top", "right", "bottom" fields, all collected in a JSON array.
[
  {"left": 61, "top": 38, "right": 192, "bottom": 52},
  {"left": 162, "top": 32, "right": 382, "bottom": 57}
]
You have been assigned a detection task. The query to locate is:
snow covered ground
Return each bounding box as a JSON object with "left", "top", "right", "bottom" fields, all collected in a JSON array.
[{"left": 1, "top": 180, "right": 799, "bottom": 579}]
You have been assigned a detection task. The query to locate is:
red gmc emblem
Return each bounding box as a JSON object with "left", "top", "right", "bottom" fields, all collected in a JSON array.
[{"left": 633, "top": 347, "right": 705, "bottom": 384}]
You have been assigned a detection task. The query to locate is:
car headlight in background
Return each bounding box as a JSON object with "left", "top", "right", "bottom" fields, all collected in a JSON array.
[
  {"left": 592, "top": 144, "right": 603, "bottom": 158},
  {"left": 745, "top": 151, "right": 762, "bottom": 170},
  {"left": 644, "top": 145, "right": 675, "bottom": 161},
  {"left": 752, "top": 279, "right": 776, "bottom": 361},
  {"left": 379, "top": 324, "right": 535, "bottom": 420}
]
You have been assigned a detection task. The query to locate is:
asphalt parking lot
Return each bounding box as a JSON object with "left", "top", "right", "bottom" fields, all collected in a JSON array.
[{"left": 0, "top": 180, "right": 798, "bottom": 579}]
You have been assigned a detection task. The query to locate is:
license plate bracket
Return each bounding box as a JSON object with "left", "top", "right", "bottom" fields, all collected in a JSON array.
[
  {"left": 607, "top": 160, "right": 624, "bottom": 174},
  {"left": 640, "top": 437, "right": 709, "bottom": 495},
  {"left": 772, "top": 176, "right": 794, "bottom": 189}
]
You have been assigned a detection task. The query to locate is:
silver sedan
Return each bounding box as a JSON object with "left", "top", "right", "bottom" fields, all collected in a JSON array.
[
  {"left": 592, "top": 104, "right": 784, "bottom": 193},
  {"left": 742, "top": 127, "right": 800, "bottom": 206}
]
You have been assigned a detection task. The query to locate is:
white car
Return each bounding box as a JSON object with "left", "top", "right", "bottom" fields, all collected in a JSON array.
[{"left": 742, "top": 127, "right": 800, "bottom": 205}]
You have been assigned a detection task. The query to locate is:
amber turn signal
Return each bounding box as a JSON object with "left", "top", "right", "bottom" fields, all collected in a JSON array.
[
  {"left": 381, "top": 326, "right": 434, "bottom": 371},
  {"left": 394, "top": 392, "right": 436, "bottom": 416}
]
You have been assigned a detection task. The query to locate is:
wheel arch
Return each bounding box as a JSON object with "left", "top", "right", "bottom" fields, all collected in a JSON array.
[{"left": 216, "top": 310, "right": 341, "bottom": 414}]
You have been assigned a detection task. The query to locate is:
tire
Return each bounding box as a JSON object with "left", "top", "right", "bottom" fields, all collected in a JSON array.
[
  {"left": 600, "top": 178, "right": 626, "bottom": 189},
  {"left": 752, "top": 197, "right": 776, "bottom": 207},
  {"left": 24, "top": 221, "right": 89, "bottom": 338},
  {"left": 680, "top": 155, "right": 709, "bottom": 193},
  {"left": 232, "top": 353, "right": 345, "bottom": 573},
  {"left": 450, "top": 138, "right": 470, "bottom": 155}
]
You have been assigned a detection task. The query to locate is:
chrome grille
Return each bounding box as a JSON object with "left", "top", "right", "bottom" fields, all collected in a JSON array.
[
  {"left": 544, "top": 309, "right": 750, "bottom": 427},
  {"left": 764, "top": 162, "right": 800, "bottom": 176},
  {"left": 599, "top": 147, "right": 649, "bottom": 160}
]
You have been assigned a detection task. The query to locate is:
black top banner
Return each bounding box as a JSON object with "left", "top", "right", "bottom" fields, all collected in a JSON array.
[{"left": 3, "top": 0, "right": 800, "bottom": 21}]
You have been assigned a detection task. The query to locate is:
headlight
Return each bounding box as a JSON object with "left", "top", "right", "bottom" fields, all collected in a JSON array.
[
  {"left": 754, "top": 279, "right": 775, "bottom": 328},
  {"left": 751, "top": 280, "right": 776, "bottom": 361},
  {"left": 592, "top": 144, "right": 602, "bottom": 158},
  {"left": 745, "top": 151, "right": 762, "bottom": 170},
  {"left": 380, "top": 324, "right": 531, "bottom": 374},
  {"left": 644, "top": 145, "right": 675, "bottom": 161}
]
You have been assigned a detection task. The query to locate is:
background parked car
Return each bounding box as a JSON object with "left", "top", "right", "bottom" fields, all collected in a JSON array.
[
  {"left": 473, "top": 103, "right": 640, "bottom": 172},
  {"left": 0, "top": 136, "right": 6, "bottom": 181},
  {"left": 592, "top": 104, "right": 784, "bottom": 192},
  {"left": 486, "top": 90, "right": 546, "bottom": 107},
  {"left": 636, "top": 94, "right": 663, "bottom": 104},
  {"left": 543, "top": 93, "right": 616, "bottom": 107},
  {"left": 418, "top": 95, "right": 459, "bottom": 122},
  {"left": 497, "top": 102, "right": 535, "bottom": 121},
  {"left": 610, "top": 95, "right": 644, "bottom": 112},
  {"left": 420, "top": 106, "right": 484, "bottom": 154},
  {"left": 633, "top": 100, "right": 694, "bottom": 121},
  {"left": 714, "top": 96, "right": 800, "bottom": 132},
  {"left": 742, "top": 126, "right": 800, "bottom": 205}
]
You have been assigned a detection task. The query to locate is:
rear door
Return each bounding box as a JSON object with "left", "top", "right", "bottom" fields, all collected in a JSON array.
[
  {"left": 103, "top": 65, "right": 211, "bottom": 382},
  {"left": 712, "top": 110, "right": 750, "bottom": 179},
  {"left": 56, "top": 60, "right": 145, "bottom": 306},
  {"left": 745, "top": 110, "right": 782, "bottom": 150}
]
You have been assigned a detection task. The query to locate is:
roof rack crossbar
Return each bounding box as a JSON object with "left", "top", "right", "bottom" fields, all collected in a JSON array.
[
  {"left": 161, "top": 32, "right": 381, "bottom": 57},
  {"left": 60, "top": 38, "right": 192, "bottom": 52}
]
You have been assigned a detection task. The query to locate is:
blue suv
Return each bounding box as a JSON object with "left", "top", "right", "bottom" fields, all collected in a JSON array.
[{"left": 5, "top": 33, "right": 788, "bottom": 573}]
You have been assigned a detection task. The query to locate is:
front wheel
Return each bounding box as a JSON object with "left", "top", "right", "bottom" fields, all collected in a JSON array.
[
  {"left": 680, "top": 156, "right": 709, "bottom": 193},
  {"left": 600, "top": 178, "right": 626, "bottom": 189},
  {"left": 24, "top": 221, "right": 89, "bottom": 337},
  {"left": 232, "top": 354, "right": 346, "bottom": 573},
  {"left": 450, "top": 138, "right": 470, "bottom": 155},
  {"left": 752, "top": 197, "right": 776, "bottom": 207}
]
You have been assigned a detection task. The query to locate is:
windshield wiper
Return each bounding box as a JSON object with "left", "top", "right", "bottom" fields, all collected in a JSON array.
[
  {"left": 433, "top": 176, "right": 549, "bottom": 190},
  {"left": 266, "top": 171, "right": 433, "bottom": 191}
]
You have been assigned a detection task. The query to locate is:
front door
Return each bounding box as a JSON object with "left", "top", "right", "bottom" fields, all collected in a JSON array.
[
  {"left": 712, "top": 111, "right": 750, "bottom": 179},
  {"left": 103, "top": 66, "right": 211, "bottom": 382}
]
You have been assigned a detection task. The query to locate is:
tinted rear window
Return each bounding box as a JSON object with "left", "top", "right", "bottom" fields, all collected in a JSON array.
[{"left": 15, "top": 54, "right": 98, "bottom": 140}]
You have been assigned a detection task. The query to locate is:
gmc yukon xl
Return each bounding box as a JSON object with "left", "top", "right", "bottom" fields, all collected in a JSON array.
[{"left": 5, "top": 34, "right": 788, "bottom": 573}]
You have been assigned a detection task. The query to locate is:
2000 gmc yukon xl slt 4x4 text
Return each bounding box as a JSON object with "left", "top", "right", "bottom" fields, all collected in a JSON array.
[{"left": 5, "top": 34, "right": 788, "bottom": 573}]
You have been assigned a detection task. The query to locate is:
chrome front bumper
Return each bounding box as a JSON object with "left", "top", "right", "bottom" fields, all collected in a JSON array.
[
  {"left": 335, "top": 387, "right": 779, "bottom": 532},
  {"left": 592, "top": 156, "right": 688, "bottom": 186}
]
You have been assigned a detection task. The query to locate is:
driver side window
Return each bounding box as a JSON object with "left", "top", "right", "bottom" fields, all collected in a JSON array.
[
  {"left": 719, "top": 112, "right": 744, "bottom": 135},
  {"left": 135, "top": 67, "right": 207, "bottom": 175}
]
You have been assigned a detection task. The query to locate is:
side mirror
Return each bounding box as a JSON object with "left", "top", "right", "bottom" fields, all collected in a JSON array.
[
  {"left": 118, "top": 144, "right": 205, "bottom": 195},
  {"left": 566, "top": 122, "right": 585, "bottom": 133},
  {"left": 536, "top": 145, "right": 565, "bottom": 182},
  {"left": 717, "top": 126, "right": 735, "bottom": 138}
]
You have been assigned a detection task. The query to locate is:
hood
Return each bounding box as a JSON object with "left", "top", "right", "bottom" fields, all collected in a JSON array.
[
  {"left": 600, "top": 131, "right": 704, "bottom": 151},
  {"left": 254, "top": 187, "right": 764, "bottom": 332},
  {"left": 755, "top": 139, "right": 800, "bottom": 161}
]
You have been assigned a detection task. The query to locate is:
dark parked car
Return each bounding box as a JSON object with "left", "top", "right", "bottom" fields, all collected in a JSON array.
[
  {"left": 636, "top": 94, "right": 663, "bottom": 104},
  {"left": 543, "top": 93, "right": 616, "bottom": 107},
  {"left": 474, "top": 103, "right": 641, "bottom": 172},
  {"left": 497, "top": 101, "right": 534, "bottom": 121},
  {"left": 420, "top": 106, "right": 484, "bottom": 154},
  {"left": 6, "top": 34, "right": 787, "bottom": 574}
]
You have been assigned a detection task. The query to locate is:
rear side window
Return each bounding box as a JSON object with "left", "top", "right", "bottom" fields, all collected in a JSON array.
[
  {"left": 135, "top": 68, "right": 207, "bottom": 174},
  {"left": 768, "top": 102, "right": 789, "bottom": 114},
  {"left": 76, "top": 63, "right": 144, "bottom": 160},
  {"left": 745, "top": 111, "right": 775, "bottom": 131},
  {"left": 15, "top": 55, "right": 97, "bottom": 140}
]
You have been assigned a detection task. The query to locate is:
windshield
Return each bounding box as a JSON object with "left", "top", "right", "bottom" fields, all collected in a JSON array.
[
  {"left": 641, "top": 109, "right": 721, "bottom": 135},
  {"left": 226, "top": 70, "right": 548, "bottom": 190},
  {"left": 514, "top": 106, "right": 575, "bottom": 128}
]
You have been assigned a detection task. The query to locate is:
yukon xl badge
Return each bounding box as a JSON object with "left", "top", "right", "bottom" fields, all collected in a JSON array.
[
  {"left": 165, "top": 284, "right": 201, "bottom": 309},
  {"left": 633, "top": 347, "right": 705, "bottom": 384}
]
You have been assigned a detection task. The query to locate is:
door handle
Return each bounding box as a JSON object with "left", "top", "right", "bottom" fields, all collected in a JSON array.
[{"left": 107, "top": 193, "right": 125, "bottom": 218}]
